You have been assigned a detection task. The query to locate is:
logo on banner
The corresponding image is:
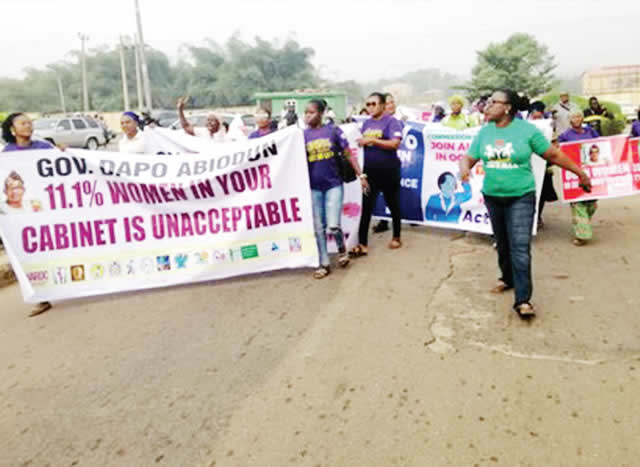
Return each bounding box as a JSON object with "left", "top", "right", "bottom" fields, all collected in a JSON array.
[
  {"left": 109, "top": 261, "right": 122, "bottom": 277},
  {"left": 174, "top": 254, "right": 188, "bottom": 269},
  {"left": 140, "top": 257, "right": 154, "bottom": 274},
  {"left": 156, "top": 256, "right": 171, "bottom": 271},
  {"left": 27, "top": 270, "right": 49, "bottom": 285},
  {"left": 90, "top": 263, "right": 105, "bottom": 280},
  {"left": 70, "top": 265, "right": 85, "bottom": 282},
  {"left": 126, "top": 259, "right": 136, "bottom": 275},
  {"left": 212, "top": 250, "right": 228, "bottom": 264},
  {"left": 53, "top": 267, "right": 69, "bottom": 284},
  {"left": 288, "top": 237, "right": 302, "bottom": 252},
  {"left": 193, "top": 252, "right": 209, "bottom": 265},
  {"left": 229, "top": 248, "right": 242, "bottom": 262},
  {"left": 240, "top": 245, "right": 259, "bottom": 260}
]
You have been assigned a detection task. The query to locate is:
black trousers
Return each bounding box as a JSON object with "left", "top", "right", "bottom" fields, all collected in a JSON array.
[{"left": 358, "top": 166, "right": 402, "bottom": 246}]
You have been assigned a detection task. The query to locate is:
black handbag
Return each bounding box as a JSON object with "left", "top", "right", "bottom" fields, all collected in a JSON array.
[{"left": 332, "top": 126, "right": 357, "bottom": 183}]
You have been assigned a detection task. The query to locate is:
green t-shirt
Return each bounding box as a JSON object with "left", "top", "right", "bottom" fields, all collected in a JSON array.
[{"left": 468, "top": 119, "right": 550, "bottom": 197}]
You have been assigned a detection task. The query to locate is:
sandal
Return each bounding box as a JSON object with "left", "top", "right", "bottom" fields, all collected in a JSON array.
[
  {"left": 388, "top": 238, "right": 402, "bottom": 249},
  {"left": 29, "top": 301, "right": 52, "bottom": 317},
  {"left": 338, "top": 253, "right": 350, "bottom": 268},
  {"left": 490, "top": 280, "right": 512, "bottom": 294},
  {"left": 313, "top": 266, "right": 331, "bottom": 279},
  {"left": 515, "top": 302, "right": 536, "bottom": 318},
  {"left": 349, "top": 245, "right": 368, "bottom": 257}
]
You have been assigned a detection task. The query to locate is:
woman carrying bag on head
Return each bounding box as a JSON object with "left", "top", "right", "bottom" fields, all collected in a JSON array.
[{"left": 303, "top": 99, "right": 369, "bottom": 279}]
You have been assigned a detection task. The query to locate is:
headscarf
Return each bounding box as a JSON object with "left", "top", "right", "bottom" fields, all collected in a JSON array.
[{"left": 122, "top": 111, "right": 140, "bottom": 124}]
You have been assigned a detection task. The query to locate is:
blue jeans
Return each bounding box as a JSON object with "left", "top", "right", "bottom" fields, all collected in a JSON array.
[
  {"left": 484, "top": 192, "right": 536, "bottom": 308},
  {"left": 311, "top": 185, "right": 345, "bottom": 267}
]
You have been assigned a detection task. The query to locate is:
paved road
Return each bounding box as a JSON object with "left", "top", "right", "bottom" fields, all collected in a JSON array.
[{"left": 1, "top": 197, "right": 639, "bottom": 466}]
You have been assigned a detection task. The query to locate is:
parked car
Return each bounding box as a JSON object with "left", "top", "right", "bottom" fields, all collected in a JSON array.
[{"left": 33, "top": 116, "right": 107, "bottom": 149}]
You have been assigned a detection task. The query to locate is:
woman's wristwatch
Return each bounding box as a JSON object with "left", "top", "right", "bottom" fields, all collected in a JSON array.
[{"left": 359, "top": 173, "right": 368, "bottom": 180}]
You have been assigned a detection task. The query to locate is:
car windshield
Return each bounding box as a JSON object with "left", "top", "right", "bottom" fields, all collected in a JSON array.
[{"left": 34, "top": 119, "right": 56, "bottom": 130}]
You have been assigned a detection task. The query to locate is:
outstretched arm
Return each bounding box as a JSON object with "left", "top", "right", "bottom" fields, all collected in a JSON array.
[{"left": 176, "top": 97, "right": 195, "bottom": 136}]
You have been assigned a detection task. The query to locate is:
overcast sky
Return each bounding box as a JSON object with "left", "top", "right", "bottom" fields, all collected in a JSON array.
[{"left": 3, "top": 0, "right": 639, "bottom": 82}]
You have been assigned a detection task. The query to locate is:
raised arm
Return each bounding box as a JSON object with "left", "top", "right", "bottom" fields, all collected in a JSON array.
[{"left": 176, "top": 97, "right": 195, "bottom": 136}]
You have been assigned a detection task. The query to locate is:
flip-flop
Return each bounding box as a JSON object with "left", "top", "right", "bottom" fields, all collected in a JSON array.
[
  {"left": 515, "top": 303, "right": 536, "bottom": 318},
  {"left": 388, "top": 238, "right": 402, "bottom": 249},
  {"left": 490, "top": 280, "right": 512, "bottom": 294},
  {"left": 338, "top": 253, "right": 350, "bottom": 268},
  {"left": 349, "top": 245, "right": 368, "bottom": 257},
  {"left": 312, "top": 266, "right": 331, "bottom": 279},
  {"left": 29, "top": 301, "right": 52, "bottom": 317}
]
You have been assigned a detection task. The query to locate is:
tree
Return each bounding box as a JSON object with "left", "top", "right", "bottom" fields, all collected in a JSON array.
[{"left": 459, "top": 33, "right": 557, "bottom": 99}]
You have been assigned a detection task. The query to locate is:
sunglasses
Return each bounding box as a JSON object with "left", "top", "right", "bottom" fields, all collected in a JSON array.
[{"left": 365, "top": 102, "right": 378, "bottom": 107}]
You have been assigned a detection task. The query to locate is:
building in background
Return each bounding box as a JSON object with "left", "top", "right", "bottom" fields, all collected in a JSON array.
[{"left": 582, "top": 65, "right": 640, "bottom": 117}]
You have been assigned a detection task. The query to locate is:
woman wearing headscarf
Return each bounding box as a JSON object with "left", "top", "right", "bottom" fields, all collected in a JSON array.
[
  {"left": 118, "top": 111, "right": 145, "bottom": 153},
  {"left": 442, "top": 95, "right": 472, "bottom": 130},
  {"left": 460, "top": 90, "right": 591, "bottom": 318},
  {"left": 2, "top": 113, "right": 57, "bottom": 316},
  {"left": 557, "top": 110, "right": 600, "bottom": 245}
]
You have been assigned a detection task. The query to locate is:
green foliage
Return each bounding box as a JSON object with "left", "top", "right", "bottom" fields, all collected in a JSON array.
[
  {"left": 0, "top": 36, "right": 318, "bottom": 112},
  {"left": 459, "top": 33, "right": 557, "bottom": 99},
  {"left": 541, "top": 93, "right": 626, "bottom": 136}
]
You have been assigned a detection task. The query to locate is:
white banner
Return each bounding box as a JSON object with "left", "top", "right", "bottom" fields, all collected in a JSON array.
[
  {"left": 146, "top": 126, "right": 364, "bottom": 253},
  {"left": 0, "top": 126, "right": 318, "bottom": 303}
]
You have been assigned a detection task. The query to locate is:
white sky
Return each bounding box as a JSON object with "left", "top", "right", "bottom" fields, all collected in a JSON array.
[{"left": 3, "top": 0, "right": 639, "bottom": 82}]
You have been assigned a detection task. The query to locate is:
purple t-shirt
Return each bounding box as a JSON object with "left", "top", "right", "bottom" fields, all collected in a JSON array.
[
  {"left": 631, "top": 121, "right": 640, "bottom": 138},
  {"left": 2, "top": 140, "right": 54, "bottom": 152},
  {"left": 248, "top": 127, "right": 273, "bottom": 139},
  {"left": 361, "top": 114, "right": 403, "bottom": 170},
  {"left": 304, "top": 125, "right": 349, "bottom": 191},
  {"left": 557, "top": 127, "right": 600, "bottom": 143}
]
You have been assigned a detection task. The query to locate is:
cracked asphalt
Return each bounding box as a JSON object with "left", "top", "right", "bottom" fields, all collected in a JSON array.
[{"left": 1, "top": 196, "right": 639, "bottom": 466}]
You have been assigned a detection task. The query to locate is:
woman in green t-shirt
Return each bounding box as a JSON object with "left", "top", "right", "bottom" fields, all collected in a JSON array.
[{"left": 459, "top": 90, "right": 591, "bottom": 318}]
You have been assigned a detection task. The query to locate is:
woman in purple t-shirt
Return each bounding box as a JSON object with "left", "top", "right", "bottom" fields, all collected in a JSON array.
[
  {"left": 303, "top": 100, "right": 369, "bottom": 279},
  {"left": 2, "top": 112, "right": 56, "bottom": 317},
  {"left": 248, "top": 109, "right": 274, "bottom": 139},
  {"left": 351, "top": 92, "right": 404, "bottom": 256}
]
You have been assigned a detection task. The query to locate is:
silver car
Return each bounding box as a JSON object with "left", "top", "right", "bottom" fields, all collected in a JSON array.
[{"left": 33, "top": 116, "right": 107, "bottom": 149}]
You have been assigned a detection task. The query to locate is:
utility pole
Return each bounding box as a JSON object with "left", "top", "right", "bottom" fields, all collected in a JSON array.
[
  {"left": 119, "top": 36, "right": 130, "bottom": 110},
  {"left": 134, "top": 0, "right": 152, "bottom": 111},
  {"left": 78, "top": 33, "right": 90, "bottom": 112},
  {"left": 133, "top": 34, "right": 144, "bottom": 111},
  {"left": 56, "top": 76, "right": 67, "bottom": 114}
]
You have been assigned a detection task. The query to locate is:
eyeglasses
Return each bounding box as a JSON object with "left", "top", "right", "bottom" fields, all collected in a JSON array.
[{"left": 365, "top": 102, "right": 378, "bottom": 107}]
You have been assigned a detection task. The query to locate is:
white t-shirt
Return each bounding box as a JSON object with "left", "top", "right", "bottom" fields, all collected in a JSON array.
[
  {"left": 118, "top": 130, "right": 145, "bottom": 154},
  {"left": 194, "top": 127, "right": 229, "bottom": 142},
  {"left": 0, "top": 200, "right": 42, "bottom": 214}
]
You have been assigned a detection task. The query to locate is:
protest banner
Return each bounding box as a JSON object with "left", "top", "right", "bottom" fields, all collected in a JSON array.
[
  {"left": 144, "top": 125, "right": 364, "bottom": 253},
  {"left": 372, "top": 120, "right": 549, "bottom": 235},
  {"left": 560, "top": 135, "right": 640, "bottom": 202},
  {"left": 0, "top": 126, "right": 318, "bottom": 303}
]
